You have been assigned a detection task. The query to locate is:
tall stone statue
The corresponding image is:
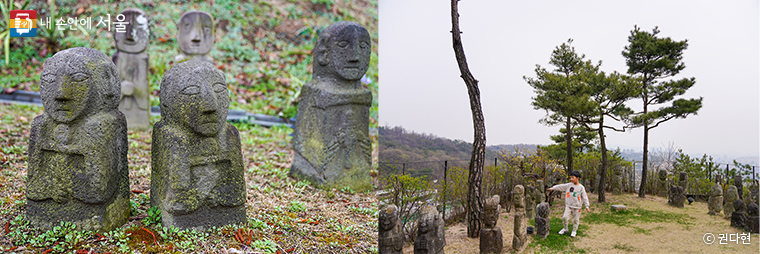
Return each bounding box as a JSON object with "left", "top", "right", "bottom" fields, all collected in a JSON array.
[
  {"left": 536, "top": 180, "right": 546, "bottom": 203},
  {"left": 612, "top": 166, "right": 623, "bottom": 195},
  {"left": 151, "top": 60, "right": 245, "bottom": 230},
  {"left": 480, "top": 195, "right": 502, "bottom": 254},
  {"left": 745, "top": 203, "right": 759, "bottom": 233},
  {"left": 678, "top": 172, "right": 688, "bottom": 192},
  {"left": 175, "top": 11, "right": 214, "bottom": 63},
  {"left": 725, "top": 185, "right": 739, "bottom": 219},
  {"left": 750, "top": 180, "right": 759, "bottom": 206},
  {"left": 730, "top": 199, "right": 746, "bottom": 229},
  {"left": 525, "top": 185, "right": 536, "bottom": 220},
  {"left": 734, "top": 175, "right": 743, "bottom": 201},
  {"left": 414, "top": 205, "right": 445, "bottom": 254},
  {"left": 27, "top": 47, "right": 129, "bottom": 232},
  {"left": 657, "top": 169, "right": 668, "bottom": 198},
  {"left": 708, "top": 175, "right": 723, "bottom": 216},
  {"left": 378, "top": 204, "right": 403, "bottom": 254},
  {"left": 512, "top": 185, "right": 527, "bottom": 252},
  {"left": 290, "top": 21, "right": 372, "bottom": 191},
  {"left": 667, "top": 185, "right": 684, "bottom": 208},
  {"left": 113, "top": 8, "right": 150, "bottom": 130},
  {"left": 535, "top": 202, "right": 550, "bottom": 239}
]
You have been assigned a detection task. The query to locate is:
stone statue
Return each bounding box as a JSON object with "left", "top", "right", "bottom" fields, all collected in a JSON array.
[
  {"left": 745, "top": 203, "right": 759, "bottom": 233},
  {"left": 536, "top": 180, "right": 546, "bottom": 203},
  {"left": 150, "top": 60, "right": 245, "bottom": 230},
  {"left": 734, "top": 175, "right": 743, "bottom": 201},
  {"left": 290, "top": 21, "right": 372, "bottom": 191},
  {"left": 112, "top": 8, "right": 150, "bottom": 130},
  {"left": 667, "top": 185, "right": 684, "bottom": 208},
  {"left": 657, "top": 169, "right": 668, "bottom": 198},
  {"left": 612, "top": 166, "right": 623, "bottom": 195},
  {"left": 678, "top": 172, "right": 688, "bottom": 192},
  {"left": 725, "top": 185, "right": 739, "bottom": 219},
  {"left": 750, "top": 180, "right": 759, "bottom": 206},
  {"left": 708, "top": 175, "right": 723, "bottom": 216},
  {"left": 730, "top": 199, "right": 746, "bottom": 229},
  {"left": 512, "top": 185, "right": 527, "bottom": 252},
  {"left": 536, "top": 202, "right": 550, "bottom": 239},
  {"left": 27, "top": 47, "right": 129, "bottom": 232},
  {"left": 525, "top": 186, "right": 536, "bottom": 220},
  {"left": 378, "top": 204, "right": 403, "bottom": 254},
  {"left": 480, "top": 195, "right": 502, "bottom": 254},
  {"left": 414, "top": 205, "right": 445, "bottom": 254},
  {"left": 175, "top": 11, "right": 214, "bottom": 63}
]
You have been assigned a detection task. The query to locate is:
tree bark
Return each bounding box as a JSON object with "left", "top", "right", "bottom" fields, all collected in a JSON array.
[
  {"left": 598, "top": 116, "right": 607, "bottom": 203},
  {"left": 451, "top": 0, "right": 485, "bottom": 238},
  {"left": 566, "top": 116, "right": 573, "bottom": 176},
  {"left": 638, "top": 86, "right": 649, "bottom": 198}
]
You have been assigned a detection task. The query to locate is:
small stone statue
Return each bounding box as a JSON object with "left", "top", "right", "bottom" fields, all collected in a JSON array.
[
  {"left": 612, "top": 166, "right": 623, "bottom": 195},
  {"left": 151, "top": 60, "right": 246, "bottom": 230},
  {"left": 708, "top": 175, "right": 723, "bottom": 216},
  {"left": 480, "top": 195, "right": 502, "bottom": 254},
  {"left": 113, "top": 8, "right": 150, "bottom": 130},
  {"left": 657, "top": 169, "right": 669, "bottom": 198},
  {"left": 535, "top": 202, "right": 550, "bottom": 239},
  {"left": 175, "top": 11, "right": 214, "bottom": 63},
  {"left": 290, "top": 21, "right": 373, "bottom": 191},
  {"left": 414, "top": 205, "right": 445, "bottom": 254},
  {"left": 27, "top": 47, "right": 129, "bottom": 232},
  {"left": 730, "top": 199, "right": 747, "bottom": 229},
  {"left": 734, "top": 175, "right": 743, "bottom": 201},
  {"left": 536, "top": 180, "right": 546, "bottom": 203},
  {"left": 725, "top": 185, "right": 739, "bottom": 220},
  {"left": 745, "top": 203, "right": 759, "bottom": 233},
  {"left": 378, "top": 204, "right": 403, "bottom": 254},
  {"left": 750, "top": 180, "right": 759, "bottom": 206},
  {"left": 678, "top": 172, "right": 688, "bottom": 192},
  {"left": 525, "top": 185, "right": 536, "bottom": 220},
  {"left": 668, "top": 185, "right": 684, "bottom": 208},
  {"left": 512, "top": 185, "right": 527, "bottom": 252}
]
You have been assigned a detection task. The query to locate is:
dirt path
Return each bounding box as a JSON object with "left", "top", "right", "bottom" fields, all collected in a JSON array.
[{"left": 401, "top": 193, "right": 759, "bottom": 253}]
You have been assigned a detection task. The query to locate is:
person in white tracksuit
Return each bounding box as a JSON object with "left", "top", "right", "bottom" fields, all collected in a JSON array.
[{"left": 547, "top": 170, "right": 590, "bottom": 238}]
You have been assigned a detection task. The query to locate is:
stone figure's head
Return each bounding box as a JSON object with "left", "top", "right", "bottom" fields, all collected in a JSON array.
[
  {"left": 679, "top": 172, "right": 687, "bottom": 181},
  {"left": 716, "top": 175, "right": 722, "bottom": 184},
  {"left": 159, "top": 60, "right": 228, "bottom": 136},
  {"left": 379, "top": 204, "right": 399, "bottom": 232},
  {"left": 735, "top": 175, "right": 742, "bottom": 186},
  {"left": 40, "top": 47, "right": 120, "bottom": 123},
  {"left": 177, "top": 11, "right": 214, "bottom": 56},
  {"left": 513, "top": 185, "right": 524, "bottom": 197},
  {"left": 658, "top": 169, "right": 667, "bottom": 180},
  {"left": 536, "top": 202, "right": 550, "bottom": 218},
  {"left": 418, "top": 205, "right": 439, "bottom": 234},
  {"left": 483, "top": 195, "right": 500, "bottom": 228},
  {"left": 748, "top": 203, "right": 758, "bottom": 216},
  {"left": 734, "top": 199, "right": 746, "bottom": 212},
  {"left": 313, "top": 21, "right": 371, "bottom": 81},
  {"left": 114, "top": 8, "right": 149, "bottom": 53}
]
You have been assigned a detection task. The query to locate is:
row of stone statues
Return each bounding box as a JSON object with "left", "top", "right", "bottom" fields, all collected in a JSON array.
[{"left": 27, "top": 17, "right": 374, "bottom": 231}]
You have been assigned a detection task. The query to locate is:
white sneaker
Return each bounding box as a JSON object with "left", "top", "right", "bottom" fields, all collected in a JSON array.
[
  {"left": 558, "top": 228, "right": 567, "bottom": 235},
  {"left": 571, "top": 231, "right": 577, "bottom": 238}
]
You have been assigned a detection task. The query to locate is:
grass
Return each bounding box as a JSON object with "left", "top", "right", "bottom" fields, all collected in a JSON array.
[
  {"left": 584, "top": 204, "right": 696, "bottom": 229},
  {"left": 527, "top": 217, "right": 589, "bottom": 253}
]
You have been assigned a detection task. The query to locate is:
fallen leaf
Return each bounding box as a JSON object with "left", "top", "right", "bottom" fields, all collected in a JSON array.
[{"left": 76, "top": 6, "right": 85, "bottom": 15}]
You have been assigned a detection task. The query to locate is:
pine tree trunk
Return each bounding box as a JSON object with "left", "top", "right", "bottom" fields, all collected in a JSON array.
[
  {"left": 451, "top": 0, "right": 485, "bottom": 238},
  {"left": 598, "top": 117, "right": 607, "bottom": 203},
  {"left": 639, "top": 115, "right": 649, "bottom": 198},
  {"left": 566, "top": 116, "right": 573, "bottom": 176}
]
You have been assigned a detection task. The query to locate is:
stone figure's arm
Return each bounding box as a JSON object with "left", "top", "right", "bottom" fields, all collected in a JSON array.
[
  {"left": 74, "top": 114, "right": 120, "bottom": 203},
  {"left": 153, "top": 125, "right": 197, "bottom": 214},
  {"left": 223, "top": 123, "right": 246, "bottom": 207},
  {"left": 26, "top": 115, "right": 47, "bottom": 201},
  {"left": 131, "top": 55, "right": 150, "bottom": 110}
]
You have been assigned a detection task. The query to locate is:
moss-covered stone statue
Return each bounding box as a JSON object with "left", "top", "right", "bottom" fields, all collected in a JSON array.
[
  {"left": 175, "top": 11, "right": 214, "bottom": 63},
  {"left": 290, "top": 21, "right": 372, "bottom": 191},
  {"left": 113, "top": 8, "right": 150, "bottom": 130},
  {"left": 151, "top": 60, "right": 245, "bottom": 230},
  {"left": 378, "top": 204, "right": 403, "bottom": 254},
  {"left": 27, "top": 47, "right": 130, "bottom": 232}
]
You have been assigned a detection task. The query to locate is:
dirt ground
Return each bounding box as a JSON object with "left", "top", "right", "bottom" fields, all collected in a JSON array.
[{"left": 401, "top": 192, "right": 759, "bottom": 253}]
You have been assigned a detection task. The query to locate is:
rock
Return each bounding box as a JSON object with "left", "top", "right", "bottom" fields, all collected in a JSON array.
[
  {"left": 525, "top": 186, "right": 536, "bottom": 220},
  {"left": 113, "top": 8, "right": 150, "bottom": 130},
  {"left": 378, "top": 204, "right": 403, "bottom": 254},
  {"left": 175, "top": 11, "right": 214, "bottom": 63},
  {"left": 725, "top": 186, "right": 739, "bottom": 219},
  {"left": 535, "top": 202, "right": 550, "bottom": 239},
  {"left": 150, "top": 60, "right": 246, "bottom": 230},
  {"left": 745, "top": 203, "right": 759, "bottom": 233},
  {"left": 708, "top": 176, "right": 723, "bottom": 216},
  {"left": 480, "top": 195, "right": 502, "bottom": 254},
  {"left": 512, "top": 185, "right": 527, "bottom": 252},
  {"left": 731, "top": 199, "right": 747, "bottom": 229},
  {"left": 657, "top": 169, "right": 669, "bottom": 198},
  {"left": 610, "top": 205, "right": 627, "bottom": 211},
  {"left": 27, "top": 47, "right": 130, "bottom": 232},
  {"left": 414, "top": 205, "right": 445, "bottom": 254},
  {"left": 668, "top": 185, "right": 684, "bottom": 208},
  {"left": 290, "top": 21, "right": 373, "bottom": 191}
]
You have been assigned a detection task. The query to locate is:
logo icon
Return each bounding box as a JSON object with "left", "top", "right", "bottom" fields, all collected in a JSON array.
[{"left": 10, "top": 10, "right": 37, "bottom": 37}]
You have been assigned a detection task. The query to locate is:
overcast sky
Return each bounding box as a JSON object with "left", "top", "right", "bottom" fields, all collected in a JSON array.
[{"left": 378, "top": 0, "right": 759, "bottom": 160}]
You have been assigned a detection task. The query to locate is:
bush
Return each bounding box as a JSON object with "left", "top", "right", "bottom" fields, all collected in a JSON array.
[{"left": 379, "top": 174, "right": 434, "bottom": 242}]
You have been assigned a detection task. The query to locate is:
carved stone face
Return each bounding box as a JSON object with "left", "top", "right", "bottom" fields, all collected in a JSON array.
[
  {"left": 659, "top": 170, "right": 667, "bottom": 180},
  {"left": 484, "top": 207, "right": 498, "bottom": 228},
  {"left": 177, "top": 11, "right": 214, "bottom": 56},
  {"left": 160, "top": 60, "right": 228, "bottom": 136},
  {"left": 379, "top": 205, "right": 398, "bottom": 231},
  {"left": 315, "top": 22, "right": 371, "bottom": 81},
  {"left": 114, "top": 9, "right": 149, "bottom": 53},
  {"left": 40, "top": 48, "right": 119, "bottom": 123}
]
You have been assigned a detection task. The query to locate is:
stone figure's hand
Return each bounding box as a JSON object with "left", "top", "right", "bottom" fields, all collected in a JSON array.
[{"left": 121, "top": 80, "right": 135, "bottom": 96}]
